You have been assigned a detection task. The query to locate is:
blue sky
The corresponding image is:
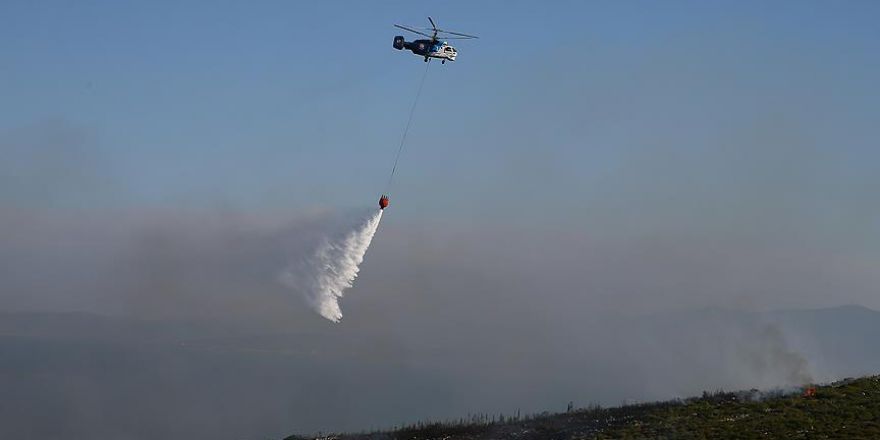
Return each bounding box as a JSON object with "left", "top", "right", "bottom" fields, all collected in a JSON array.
[{"left": 3, "top": 0, "right": 877, "bottom": 214}]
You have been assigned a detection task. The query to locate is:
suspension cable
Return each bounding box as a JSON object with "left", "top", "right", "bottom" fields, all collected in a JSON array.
[{"left": 386, "top": 60, "right": 431, "bottom": 192}]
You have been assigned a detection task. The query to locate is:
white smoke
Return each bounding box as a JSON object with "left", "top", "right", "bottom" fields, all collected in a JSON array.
[{"left": 280, "top": 209, "right": 383, "bottom": 322}]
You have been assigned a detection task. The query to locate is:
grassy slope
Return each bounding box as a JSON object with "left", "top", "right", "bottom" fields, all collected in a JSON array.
[{"left": 286, "top": 376, "right": 880, "bottom": 439}]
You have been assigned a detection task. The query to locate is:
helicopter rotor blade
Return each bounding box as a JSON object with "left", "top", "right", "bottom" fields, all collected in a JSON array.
[
  {"left": 393, "top": 24, "right": 433, "bottom": 38},
  {"left": 435, "top": 29, "right": 479, "bottom": 39},
  {"left": 427, "top": 17, "right": 438, "bottom": 40}
]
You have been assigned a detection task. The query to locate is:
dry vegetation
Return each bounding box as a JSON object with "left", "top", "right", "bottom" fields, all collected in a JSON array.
[{"left": 285, "top": 376, "right": 880, "bottom": 440}]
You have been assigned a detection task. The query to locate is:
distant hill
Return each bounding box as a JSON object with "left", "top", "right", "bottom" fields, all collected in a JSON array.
[{"left": 286, "top": 375, "right": 880, "bottom": 439}]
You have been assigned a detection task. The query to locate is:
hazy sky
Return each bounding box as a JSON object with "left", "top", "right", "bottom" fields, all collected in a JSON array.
[{"left": 2, "top": 1, "right": 880, "bottom": 437}]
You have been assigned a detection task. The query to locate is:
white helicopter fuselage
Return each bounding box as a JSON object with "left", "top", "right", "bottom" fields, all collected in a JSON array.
[{"left": 429, "top": 42, "right": 457, "bottom": 61}]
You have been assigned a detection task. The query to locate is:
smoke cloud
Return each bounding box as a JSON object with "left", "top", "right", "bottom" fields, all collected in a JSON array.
[{"left": 280, "top": 209, "right": 383, "bottom": 322}]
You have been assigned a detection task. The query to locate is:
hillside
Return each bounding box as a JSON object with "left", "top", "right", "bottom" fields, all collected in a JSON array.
[{"left": 286, "top": 376, "right": 880, "bottom": 439}]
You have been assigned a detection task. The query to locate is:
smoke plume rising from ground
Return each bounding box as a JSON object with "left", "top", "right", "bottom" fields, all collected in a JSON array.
[{"left": 280, "top": 209, "right": 383, "bottom": 322}]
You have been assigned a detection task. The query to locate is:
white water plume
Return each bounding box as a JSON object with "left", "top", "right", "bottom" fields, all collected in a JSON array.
[{"left": 280, "top": 209, "right": 383, "bottom": 322}]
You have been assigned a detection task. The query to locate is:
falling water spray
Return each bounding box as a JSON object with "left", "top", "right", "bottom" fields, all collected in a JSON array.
[{"left": 280, "top": 209, "right": 383, "bottom": 322}]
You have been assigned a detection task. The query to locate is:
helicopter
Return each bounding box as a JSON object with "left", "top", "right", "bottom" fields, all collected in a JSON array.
[{"left": 393, "top": 17, "right": 478, "bottom": 64}]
